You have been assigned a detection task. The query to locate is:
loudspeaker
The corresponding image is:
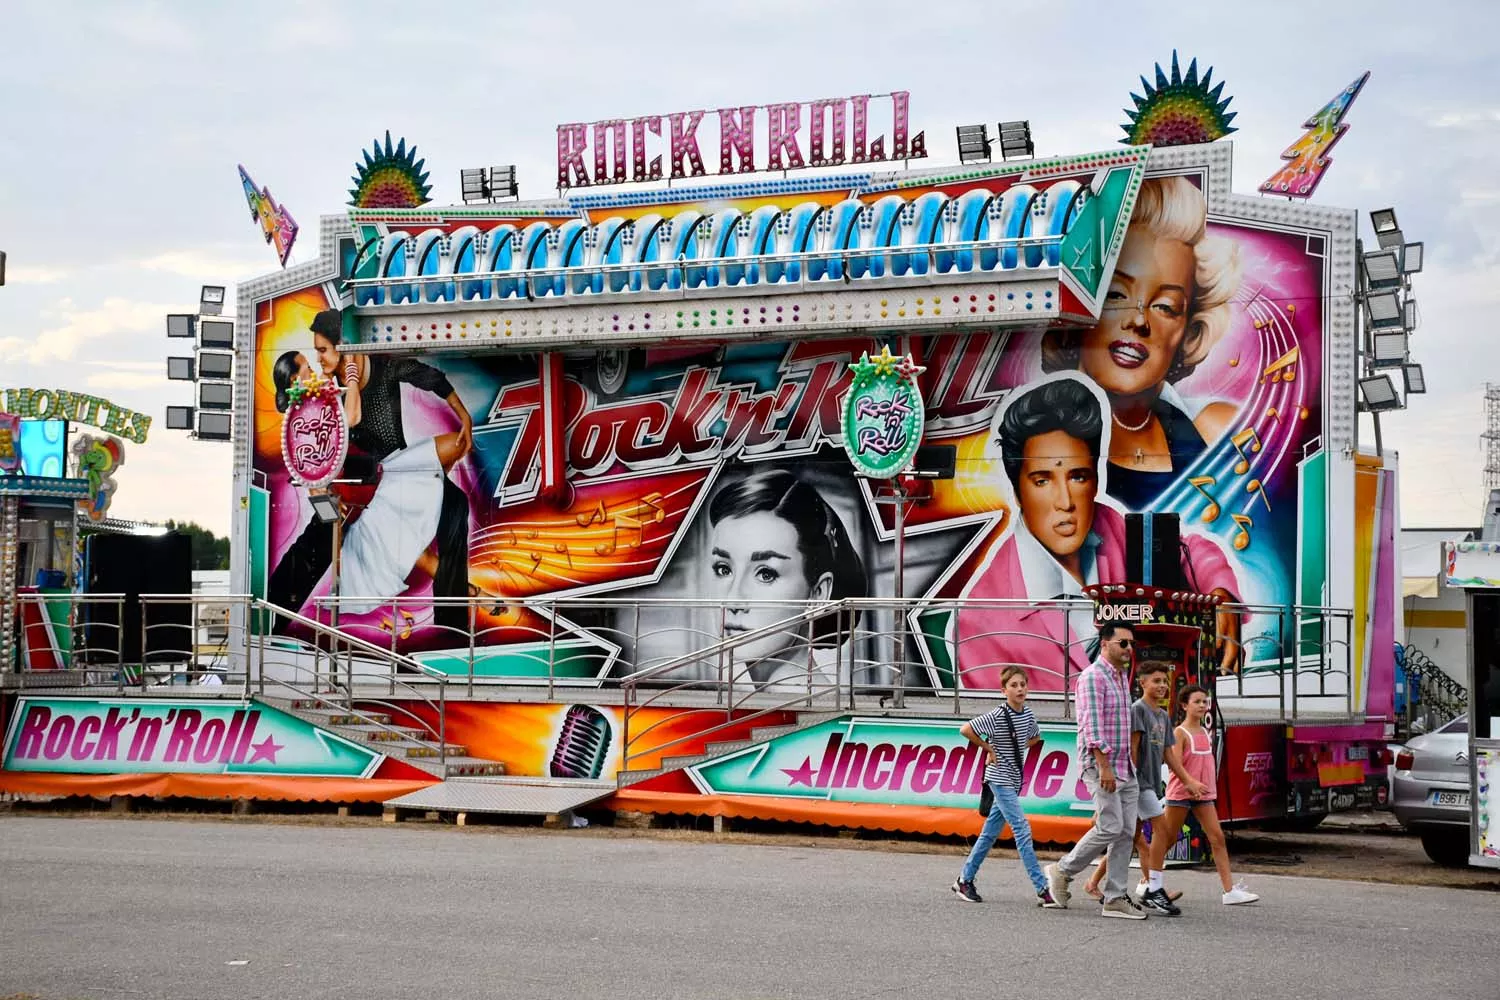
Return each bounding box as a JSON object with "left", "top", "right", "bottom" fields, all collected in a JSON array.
[
  {"left": 80, "top": 532, "right": 193, "bottom": 665},
  {"left": 1124, "top": 512, "right": 1185, "bottom": 590}
]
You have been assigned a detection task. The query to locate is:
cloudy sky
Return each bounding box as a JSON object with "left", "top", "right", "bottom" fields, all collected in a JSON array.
[{"left": 2, "top": 0, "right": 1496, "bottom": 535}]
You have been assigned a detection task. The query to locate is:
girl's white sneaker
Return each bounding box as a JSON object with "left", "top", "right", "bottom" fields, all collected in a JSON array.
[{"left": 1223, "top": 882, "right": 1260, "bottom": 905}]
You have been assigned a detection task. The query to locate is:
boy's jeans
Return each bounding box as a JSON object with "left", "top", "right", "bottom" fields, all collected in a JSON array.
[{"left": 961, "top": 782, "right": 1047, "bottom": 892}]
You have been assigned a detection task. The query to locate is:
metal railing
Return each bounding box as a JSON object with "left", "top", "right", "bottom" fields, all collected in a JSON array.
[
  {"left": 1398, "top": 644, "right": 1468, "bottom": 735},
  {"left": 346, "top": 233, "right": 1066, "bottom": 309},
  {"left": 5, "top": 591, "right": 1364, "bottom": 770}
]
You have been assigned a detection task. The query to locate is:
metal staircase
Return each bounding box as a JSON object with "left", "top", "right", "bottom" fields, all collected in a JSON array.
[{"left": 249, "top": 600, "right": 506, "bottom": 779}]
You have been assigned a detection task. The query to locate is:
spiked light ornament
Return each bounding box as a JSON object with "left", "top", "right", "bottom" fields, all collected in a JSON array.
[
  {"left": 1120, "top": 51, "right": 1237, "bottom": 147},
  {"left": 348, "top": 131, "right": 433, "bottom": 208}
]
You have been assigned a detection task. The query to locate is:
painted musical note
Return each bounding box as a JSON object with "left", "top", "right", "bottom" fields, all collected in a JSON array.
[
  {"left": 528, "top": 551, "right": 543, "bottom": 575},
  {"left": 615, "top": 491, "right": 666, "bottom": 549},
  {"left": 1265, "top": 406, "right": 1280, "bottom": 424},
  {"left": 1229, "top": 428, "right": 1262, "bottom": 475},
  {"left": 554, "top": 542, "right": 574, "bottom": 568},
  {"left": 595, "top": 531, "right": 617, "bottom": 557},
  {"left": 576, "top": 501, "right": 607, "bottom": 528},
  {"left": 1246, "top": 479, "right": 1272, "bottom": 512},
  {"left": 1260, "top": 346, "right": 1299, "bottom": 385},
  {"left": 1231, "top": 513, "right": 1253, "bottom": 551},
  {"left": 1188, "top": 476, "right": 1221, "bottom": 523}
]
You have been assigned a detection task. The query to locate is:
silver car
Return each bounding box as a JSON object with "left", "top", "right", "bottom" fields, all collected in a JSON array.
[{"left": 1391, "top": 715, "right": 1472, "bottom": 867}]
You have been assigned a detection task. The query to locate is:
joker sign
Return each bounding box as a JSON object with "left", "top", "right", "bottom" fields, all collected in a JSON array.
[{"left": 842, "top": 346, "right": 926, "bottom": 479}]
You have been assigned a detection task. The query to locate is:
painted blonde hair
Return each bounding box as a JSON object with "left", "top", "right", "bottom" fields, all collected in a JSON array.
[{"left": 1042, "top": 176, "right": 1242, "bottom": 383}]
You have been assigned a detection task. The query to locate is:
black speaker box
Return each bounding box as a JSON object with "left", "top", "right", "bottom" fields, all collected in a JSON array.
[
  {"left": 80, "top": 532, "right": 193, "bottom": 665},
  {"left": 1124, "top": 512, "right": 1185, "bottom": 590}
]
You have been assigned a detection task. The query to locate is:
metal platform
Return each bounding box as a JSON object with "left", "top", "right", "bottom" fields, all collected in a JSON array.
[{"left": 384, "top": 776, "right": 616, "bottom": 816}]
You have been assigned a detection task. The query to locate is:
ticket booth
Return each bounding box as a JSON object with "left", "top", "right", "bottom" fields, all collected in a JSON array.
[{"left": 1440, "top": 531, "right": 1500, "bottom": 869}]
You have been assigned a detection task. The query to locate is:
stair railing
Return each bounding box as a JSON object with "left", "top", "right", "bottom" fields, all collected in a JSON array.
[
  {"left": 619, "top": 600, "right": 852, "bottom": 773},
  {"left": 248, "top": 599, "right": 450, "bottom": 764}
]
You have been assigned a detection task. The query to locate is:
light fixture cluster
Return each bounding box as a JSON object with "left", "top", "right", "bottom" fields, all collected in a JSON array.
[
  {"left": 953, "top": 121, "right": 1034, "bottom": 164},
  {"left": 1356, "top": 208, "right": 1425, "bottom": 416},
  {"left": 165, "top": 285, "right": 234, "bottom": 440}
]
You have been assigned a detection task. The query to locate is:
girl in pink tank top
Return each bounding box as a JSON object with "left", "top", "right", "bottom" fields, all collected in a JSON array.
[
  {"left": 1158, "top": 685, "right": 1261, "bottom": 906},
  {"left": 1165, "top": 722, "right": 1216, "bottom": 802}
]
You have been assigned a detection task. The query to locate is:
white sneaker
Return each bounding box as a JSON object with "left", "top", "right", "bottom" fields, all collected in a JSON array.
[{"left": 1223, "top": 882, "right": 1259, "bottom": 905}]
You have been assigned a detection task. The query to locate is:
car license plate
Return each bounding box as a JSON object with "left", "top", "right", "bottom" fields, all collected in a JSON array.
[
  {"left": 1430, "top": 790, "right": 1469, "bottom": 807},
  {"left": 1347, "top": 746, "right": 1369, "bottom": 761}
]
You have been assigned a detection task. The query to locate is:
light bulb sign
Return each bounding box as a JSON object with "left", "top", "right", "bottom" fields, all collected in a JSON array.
[
  {"left": 556, "top": 92, "right": 927, "bottom": 189},
  {"left": 842, "top": 346, "right": 926, "bottom": 479},
  {"left": 280, "top": 374, "right": 347, "bottom": 489}
]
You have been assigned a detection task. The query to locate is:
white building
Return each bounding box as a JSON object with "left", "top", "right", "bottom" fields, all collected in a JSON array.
[{"left": 1401, "top": 526, "right": 1479, "bottom": 683}]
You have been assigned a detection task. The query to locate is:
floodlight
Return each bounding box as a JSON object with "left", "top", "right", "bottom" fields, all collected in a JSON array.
[
  {"left": 1377, "top": 226, "right": 1404, "bottom": 251},
  {"left": 167, "top": 356, "right": 195, "bottom": 381},
  {"left": 308, "top": 492, "right": 342, "bottom": 525},
  {"left": 1365, "top": 289, "right": 1403, "bottom": 328},
  {"left": 200, "top": 319, "right": 234, "bottom": 349},
  {"left": 167, "top": 314, "right": 196, "bottom": 338},
  {"left": 1370, "top": 208, "right": 1399, "bottom": 236},
  {"left": 1403, "top": 363, "right": 1426, "bottom": 395},
  {"left": 1357, "top": 374, "right": 1401, "bottom": 412},
  {"left": 196, "top": 410, "right": 232, "bottom": 440},
  {"left": 1401, "top": 241, "right": 1424, "bottom": 275},
  {"left": 198, "top": 382, "right": 233, "bottom": 410},
  {"left": 1361, "top": 249, "right": 1401, "bottom": 289},
  {"left": 997, "top": 121, "right": 1034, "bottom": 161},
  {"left": 1404, "top": 297, "right": 1419, "bottom": 333},
  {"left": 460, "top": 168, "right": 487, "bottom": 203},
  {"left": 197, "top": 351, "right": 233, "bottom": 380},
  {"left": 1371, "top": 330, "right": 1409, "bottom": 367},
  {"left": 199, "top": 285, "right": 227, "bottom": 317},
  {"left": 165, "top": 405, "right": 194, "bottom": 430},
  {"left": 489, "top": 165, "right": 518, "bottom": 199},
  {"left": 955, "top": 124, "right": 991, "bottom": 164}
]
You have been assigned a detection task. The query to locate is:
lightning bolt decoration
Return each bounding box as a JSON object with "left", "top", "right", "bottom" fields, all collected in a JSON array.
[
  {"left": 238, "top": 165, "right": 300, "bottom": 267},
  {"left": 1258, "top": 71, "right": 1371, "bottom": 200}
]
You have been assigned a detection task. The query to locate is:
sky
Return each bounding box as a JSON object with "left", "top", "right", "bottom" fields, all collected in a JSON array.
[{"left": 1, "top": 0, "right": 1497, "bottom": 536}]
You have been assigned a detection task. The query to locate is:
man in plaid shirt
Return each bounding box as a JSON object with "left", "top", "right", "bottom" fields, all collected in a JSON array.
[{"left": 1045, "top": 623, "right": 1148, "bottom": 919}]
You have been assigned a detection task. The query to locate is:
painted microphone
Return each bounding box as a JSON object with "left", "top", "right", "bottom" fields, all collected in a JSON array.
[{"left": 549, "top": 705, "right": 613, "bottom": 779}]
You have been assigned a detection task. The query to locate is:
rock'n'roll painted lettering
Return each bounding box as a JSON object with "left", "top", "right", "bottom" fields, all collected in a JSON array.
[{"left": 2, "top": 699, "right": 379, "bottom": 778}]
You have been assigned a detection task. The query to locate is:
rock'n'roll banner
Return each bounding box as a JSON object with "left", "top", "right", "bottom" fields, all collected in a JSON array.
[
  {"left": 279, "top": 373, "right": 347, "bottom": 489},
  {"left": 2, "top": 699, "right": 383, "bottom": 777},
  {"left": 842, "top": 345, "right": 926, "bottom": 479}
]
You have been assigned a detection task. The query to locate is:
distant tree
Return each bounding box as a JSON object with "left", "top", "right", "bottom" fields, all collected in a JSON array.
[{"left": 164, "top": 520, "right": 230, "bottom": 570}]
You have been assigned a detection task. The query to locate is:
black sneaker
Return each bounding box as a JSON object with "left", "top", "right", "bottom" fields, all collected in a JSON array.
[
  {"left": 1142, "top": 888, "right": 1182, "bottom": 917},
  {"left": 952, "top": 878, "right": 982, "bottom": 903}
]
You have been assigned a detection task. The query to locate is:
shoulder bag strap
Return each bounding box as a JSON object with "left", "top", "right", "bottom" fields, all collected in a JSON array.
[{"left": 1000, "top": 707, "right": 1026, "bottom": 773}]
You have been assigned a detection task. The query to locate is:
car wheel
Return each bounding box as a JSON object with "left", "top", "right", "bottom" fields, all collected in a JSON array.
[{"left": 1419, "top": 827, "right": 1470, "bottom": 868}]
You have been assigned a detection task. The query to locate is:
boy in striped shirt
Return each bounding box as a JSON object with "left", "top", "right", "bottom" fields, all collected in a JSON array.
[{"left": 952, "top": 666, "right": 1061, "bottom": 906}]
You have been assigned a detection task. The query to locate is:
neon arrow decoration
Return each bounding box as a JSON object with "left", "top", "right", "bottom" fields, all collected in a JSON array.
[
  {"left": 1258, "top": 71, "right": 1371, "bottom": 200},
  {"left": 239, "top": 164, "right": 300, "bottom": 266}
]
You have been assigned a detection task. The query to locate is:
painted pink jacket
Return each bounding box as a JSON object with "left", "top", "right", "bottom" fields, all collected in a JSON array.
[{"left": 955, "top": 505, "right": 1238, "bottom": 693}]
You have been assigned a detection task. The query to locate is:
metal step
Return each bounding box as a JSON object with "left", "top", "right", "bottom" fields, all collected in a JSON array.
[
  {"left": 616, "top": 767, "right": 664, "bottom": 787},
  {"left": 703, "top": 738, "right": 753, "bottom": 756}
]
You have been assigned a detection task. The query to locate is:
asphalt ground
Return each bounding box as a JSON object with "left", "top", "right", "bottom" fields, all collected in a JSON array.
[{"left": 0, "top": 814, "right": 1494, "bottom": 1000}]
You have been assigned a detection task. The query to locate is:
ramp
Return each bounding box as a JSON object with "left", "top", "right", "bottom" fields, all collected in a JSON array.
[{"left": 384, "top": 776, "right": 616, "bottom": 816}]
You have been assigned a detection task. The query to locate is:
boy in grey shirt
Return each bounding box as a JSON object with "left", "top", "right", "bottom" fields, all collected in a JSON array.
[{"left": 1083, "top": 661, "right": 1207, "bottom": 915}]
